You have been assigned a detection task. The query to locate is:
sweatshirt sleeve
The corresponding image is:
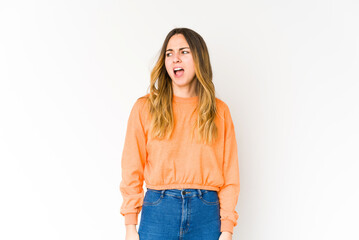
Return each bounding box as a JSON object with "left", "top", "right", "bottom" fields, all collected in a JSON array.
[
  {"left": 119, "top": 98, "right": 147, "bottom": 225},
  {"left": 218, "top": 103, "right": 240, "bottom": 234}
]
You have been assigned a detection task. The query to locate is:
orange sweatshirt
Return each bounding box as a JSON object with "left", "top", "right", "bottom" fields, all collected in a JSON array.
[{"left": 119, "top": 93, "right": 240, "bottom": 234}]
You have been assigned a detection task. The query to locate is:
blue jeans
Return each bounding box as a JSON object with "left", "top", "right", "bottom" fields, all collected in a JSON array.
[{"left": 138, "top": 188, "right": 221, "bottom": 240}]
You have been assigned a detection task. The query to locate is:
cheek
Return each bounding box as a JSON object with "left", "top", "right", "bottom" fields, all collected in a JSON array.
[
  {"left": 188, "top": 62, "right": 195, "bottom": 74},
  {"left": 187, "top": 58, "right": 195, "bottom": 71},
  {"left": 165, "top": 60, "right": 172, "bottom": 74}
]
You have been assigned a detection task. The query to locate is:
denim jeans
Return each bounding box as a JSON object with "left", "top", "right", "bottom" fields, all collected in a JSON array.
[{"left": 138, "top": 188, "right": 221, "bottom": 240}]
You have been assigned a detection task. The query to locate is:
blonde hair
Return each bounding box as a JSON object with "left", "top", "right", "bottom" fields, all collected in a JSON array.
[{"left": 144, "top": 27, "right": 218, "bottom": 145}]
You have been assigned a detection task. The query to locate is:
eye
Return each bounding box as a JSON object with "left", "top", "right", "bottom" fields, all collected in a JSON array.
[
  {"left": 166, "top": 52, "right": 172, "bottom": 57},
  {"left": 182, "top": 50, "right": 189, "bottom": 54}
]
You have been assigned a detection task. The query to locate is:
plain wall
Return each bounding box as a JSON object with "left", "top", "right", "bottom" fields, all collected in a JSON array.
[{"left": 0, "top": 0, "right": 358, "bottom": 239}]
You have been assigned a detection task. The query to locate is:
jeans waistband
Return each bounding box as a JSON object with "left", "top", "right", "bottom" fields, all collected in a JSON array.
[{"left": 146, "top": 187, "right": 216, "bottom": 198}]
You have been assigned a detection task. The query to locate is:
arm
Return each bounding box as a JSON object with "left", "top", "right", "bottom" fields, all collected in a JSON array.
[
  {"left": 119, "top": 98, "right": 147, "bottom": 226},
  {"left": 218, "top": 103, "right": 240, "bottom": 234}
]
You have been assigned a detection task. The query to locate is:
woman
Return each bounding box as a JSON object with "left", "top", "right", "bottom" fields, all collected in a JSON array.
[{"left": 120, "top": 27, "right": 240, "bottom": 240}]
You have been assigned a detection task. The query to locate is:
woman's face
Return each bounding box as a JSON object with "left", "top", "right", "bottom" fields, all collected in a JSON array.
[{"left": 165, "top": 34, "right": 196, "bottom": 90}]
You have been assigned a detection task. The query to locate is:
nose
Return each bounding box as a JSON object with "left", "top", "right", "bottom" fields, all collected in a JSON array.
[{"left": 173, "top": 52, "right": 181, "bottom": 63}]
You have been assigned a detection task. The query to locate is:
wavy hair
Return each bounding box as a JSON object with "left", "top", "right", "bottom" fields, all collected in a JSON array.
[{"left": 145, "top": 27, "right": 218, "bottom": 145}]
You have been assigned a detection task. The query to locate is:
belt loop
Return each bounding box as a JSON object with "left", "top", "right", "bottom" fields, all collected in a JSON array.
[
  {"left": 197, "top": 189, "right": 202, "bottom": 197},
  {"left": 161, "top": 189, "right": 165, "bottom": 197}
]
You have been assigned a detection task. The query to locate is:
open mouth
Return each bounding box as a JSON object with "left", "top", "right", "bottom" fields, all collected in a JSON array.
[{"left": 174, "top": 67, "right": 184, "bottom": 77}]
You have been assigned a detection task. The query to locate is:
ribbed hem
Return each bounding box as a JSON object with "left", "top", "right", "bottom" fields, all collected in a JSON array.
[
  {"left": 173, "top": 94, "right": 198, "bottom": 103},
  {"left": 221, "top": 219, "right": 234, "bottom": 234},
  {"left": 124, "top": 213, "right": 138, "bottom": 225},
  {"left": 145, "top": 183, "right": 219, "bottom": 191}
]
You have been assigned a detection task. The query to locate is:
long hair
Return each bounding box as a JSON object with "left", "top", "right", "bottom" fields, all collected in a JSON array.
[{"left": 145, "top": 27, "right": 218, "bottom": 145}]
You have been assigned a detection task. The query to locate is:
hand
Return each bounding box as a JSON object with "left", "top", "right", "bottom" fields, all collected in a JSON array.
[
  {"left": 219, "top": 231, "right": 232, "bottom": 240},
  {"left": 125, "top": 225, "right": 139, "bottom": 240}
]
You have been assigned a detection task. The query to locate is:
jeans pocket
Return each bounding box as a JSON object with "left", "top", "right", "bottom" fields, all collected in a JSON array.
[
  {"left": 143, "top": 189, "right": 163, "bottom": 206},
  {"left": 198, "top": 190, "right": 219, "bottom": 206}
]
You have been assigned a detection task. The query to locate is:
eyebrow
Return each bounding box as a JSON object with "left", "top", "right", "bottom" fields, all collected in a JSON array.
[{"left": 165, "top": 47, "right": 190, "bottom": 52}]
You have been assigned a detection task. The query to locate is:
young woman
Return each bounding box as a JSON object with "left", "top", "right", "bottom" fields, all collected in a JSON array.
[{"left": 120, "top": 27, "right": 240, "bottom": 240}]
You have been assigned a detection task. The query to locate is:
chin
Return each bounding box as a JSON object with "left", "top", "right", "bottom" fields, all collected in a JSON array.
[{"left": 172, "top": 79, "right": 191, "bottom": 86}]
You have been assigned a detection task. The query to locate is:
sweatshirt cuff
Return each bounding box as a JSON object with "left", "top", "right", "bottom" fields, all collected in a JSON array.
[
  {"left": 221, "top": 219, "right": 234, "bottom": 234},
  {"left": 125, "top": 213, "right": 138, "bottom": 225}
]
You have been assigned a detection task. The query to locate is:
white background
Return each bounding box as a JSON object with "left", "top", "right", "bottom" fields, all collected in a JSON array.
[{"left": 1, "top": 0, "right": 358, "bottom": 239}]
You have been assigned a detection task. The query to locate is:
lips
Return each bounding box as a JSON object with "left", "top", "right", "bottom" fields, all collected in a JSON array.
[{"left": 173, "top": 66, "right": 185, "bottom": 77}]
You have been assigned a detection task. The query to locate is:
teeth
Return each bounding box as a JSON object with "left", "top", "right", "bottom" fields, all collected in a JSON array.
[{"left": 174, "top": 67, "right": 183, "bottom": 71}]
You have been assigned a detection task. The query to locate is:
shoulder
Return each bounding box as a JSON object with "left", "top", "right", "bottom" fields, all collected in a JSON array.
[
  {"left": 132, "top": 93, "right": 150, "bottom": 110},
  {"left": 215, "top": 97, "right": 231, "bottom": 115},
  {"left": 127, "top": 94, "right": 150, "bottom": 124},
  {"left": 215, "top": 97, "right": 235, "bottom": 125}
]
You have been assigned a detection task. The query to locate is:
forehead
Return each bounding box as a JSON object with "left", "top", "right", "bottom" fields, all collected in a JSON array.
[{"left": 166, "top": 34, "right": 189, "bottom": 49}]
